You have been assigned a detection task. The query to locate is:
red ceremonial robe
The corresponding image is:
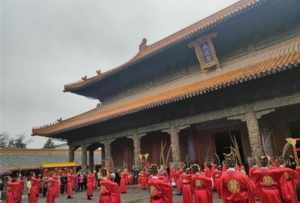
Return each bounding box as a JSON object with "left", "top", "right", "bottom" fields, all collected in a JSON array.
[
  {"left": 170, "top": 168, "right": 176, "bottom": 186},
  {"left": 213, "top": 170, "right": 222, "bottom": 197},
  {"left": 296, "top": 166, "right": 300, "bottom": 184},
  {"left": 138, "top": 171, "right": 148, "bottom": 189},
  {"left": 220, "top": 168, "right": 251, "bottom": 203},
  {"left": 279, "top": 168, "right": 297, "bottom": 203},
  {"left": 128, "top": 174, "right": 133, "bottom": 185},
  {"left": 175, "top": 169, "right": 183, "bottom": 193},
  {"left": 13, "top": 180, "right": 22, "bottom": 203},
  {"left": 181, "top": 173, "right": 193, "bottom": 203},
  {"left": 120, "top": 171, "right": 129, "bottom": 193},
  {"left": 87, "top": 174, "right": 95, "bottom": 198},
  {"left": 99, "top": 178, "right": 114, "bottom": 203},
  {"left": 17, "top": 179, "right": 24, "bottom": 203},
  {"left": 111, "top": 181, "right": 121, "bottom": 203},
  {"left": 47, "top": 177, "right": 57, "bottom": 203},
  {"left": 204, "top": 166, "right": 216, "bottom": 179},
  {"left": 66, "top": 174, "right": 74, "bottom": 198},
  {"left": 29, "top": 177, "right": 40, "bottom": 203},
  {"left": 52, "top": 176, "right": 59, "bottom": 198},
  {"left": 148, "top": 176, "right": 172, "bottom": 203},
  {"left": 72, "top": 174, "right": 77, "bottom": 191},
  {"left": 251, "top": 167, "right": 283, "bottom": 203},
  {"left": 192, "top": 172, "right": 213, "bottom": 203},
  {"left": 6, "top": 181, "right": 19, "bottom": 203},
  {"left": 92, "top": 174, "right": 97, "bottom": 190}
]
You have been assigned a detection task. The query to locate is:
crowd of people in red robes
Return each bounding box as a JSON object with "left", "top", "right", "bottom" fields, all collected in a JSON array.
[
  {"left": 136, "top": 153, "right": 300, "bottom": 203},
  {"left": 1, "top": 167, "right": 133, "bottom": 203},
  {"left": 2, "top": 154, "right": 300, "bottom": 203}
]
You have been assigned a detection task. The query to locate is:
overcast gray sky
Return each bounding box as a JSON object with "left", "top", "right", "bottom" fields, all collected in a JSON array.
[{"left": 1, "top": 0, "right": 238, "bottom": 148}]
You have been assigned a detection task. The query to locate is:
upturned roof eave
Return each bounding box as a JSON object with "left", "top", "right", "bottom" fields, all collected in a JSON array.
[{"left": 63, "top": 0, "right": 261, "bottom": 94}]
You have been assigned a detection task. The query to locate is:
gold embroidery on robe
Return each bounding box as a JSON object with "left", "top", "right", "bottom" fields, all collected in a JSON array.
[
  {"left": 262, "top": 176, "right": 274, "bottom": 186},
  {"left": 195, "top": 180, "right": 204, "bottom": 188},
  {"left": 227, "top": 179, "right": 240, "bottom": 194}
]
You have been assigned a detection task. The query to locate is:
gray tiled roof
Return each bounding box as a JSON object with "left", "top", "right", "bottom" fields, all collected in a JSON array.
[{"left": 0, "top": 149, "right": 101, "bottom": 170}]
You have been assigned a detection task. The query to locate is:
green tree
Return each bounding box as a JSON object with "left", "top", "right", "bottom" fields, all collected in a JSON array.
[
  {"left": 43, "top": 138, "right": 55, "bottom": 148},
  {"left": 0, "top": 132, "right": 8, "bottom": 147},
  {"left": 7, "top": 134, "right": 28, "bottom": 149}
]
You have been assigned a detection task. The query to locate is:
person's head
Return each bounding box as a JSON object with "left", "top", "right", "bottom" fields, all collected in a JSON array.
[
  {"left": 191, "top": 164, "right": 200, "bottom": 173},
  {"left": 260, "top": 155, "right": 269, "bottom": 167},
  {"left": 206, "top": 161, "right": 212, "bottom": 169},
  {"left": 101, "top": 169, "right": 107, "bottom": 177},
  {"left": 224, "top": 152, "right": 236, "bottom": 168},
  {"left": 185, "top": 167, "right": 191, "bottom": 174},
  {"left": 148, "top": 164, "right": 158, "bottom": 176},
  {"left": 287, "top": 155, "right": 297, "bottom": 170}
]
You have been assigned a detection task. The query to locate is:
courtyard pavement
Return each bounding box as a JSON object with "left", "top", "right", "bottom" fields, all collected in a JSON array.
[{"left": 22, "top": 185, "right": 223, "bottom": 203}]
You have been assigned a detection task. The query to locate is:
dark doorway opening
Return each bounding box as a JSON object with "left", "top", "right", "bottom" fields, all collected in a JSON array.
[
  {"left": 214, "top": 130, "right": 245, "bottom": 164},
  {"left": 289, "top": 120, "right": 300, "bottom": 152}
]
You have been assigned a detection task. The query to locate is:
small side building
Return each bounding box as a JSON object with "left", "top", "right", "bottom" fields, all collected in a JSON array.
[{"left": 0, "top": 148, "right": 102, "bottom": 172}]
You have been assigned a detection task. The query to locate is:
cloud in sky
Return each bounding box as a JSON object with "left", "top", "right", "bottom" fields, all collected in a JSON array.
[{"left": 1, "top": 0, "right": 238, "bottom": 148}]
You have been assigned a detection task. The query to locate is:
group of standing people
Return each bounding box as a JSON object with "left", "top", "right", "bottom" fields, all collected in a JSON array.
[
  {"left": 3, "top": 155, "right": 300, "bottom": 203},
  {"left": 136, "top": 154, "right": 300, "bottom": 203},
  {"left": 3, "top": 167, "right": 132, "bottom": 203}
]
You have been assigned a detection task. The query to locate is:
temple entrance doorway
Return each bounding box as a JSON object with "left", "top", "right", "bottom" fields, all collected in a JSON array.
[
  {"left": 290, "top": 120, "right": 300, "bottom": 138},
  {"left": 214, "top": 130, "right": 245, "bottom": 165},
  {"left": 111, "top": 137, "right": 134, "bottom": 170},
  {"left": 140, "top": 132, "right": 171, "bottom": 166}
]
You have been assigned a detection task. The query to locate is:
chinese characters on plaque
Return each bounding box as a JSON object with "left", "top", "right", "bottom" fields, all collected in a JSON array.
[{"left": 188, "top": 33, "right": 220, "bottom": 71}]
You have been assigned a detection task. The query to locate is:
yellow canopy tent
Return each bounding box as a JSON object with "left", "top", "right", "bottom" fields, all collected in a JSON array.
[{"left": 41, "top": 162, "right": 80, "bottom": 169}]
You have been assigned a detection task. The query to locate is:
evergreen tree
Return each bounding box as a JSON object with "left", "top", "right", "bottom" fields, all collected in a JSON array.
[{"left": 43, "top": 138, "right": 55, "bottom": 148}]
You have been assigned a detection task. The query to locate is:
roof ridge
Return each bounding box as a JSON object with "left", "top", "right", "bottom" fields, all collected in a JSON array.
[
  {"left": 33, "top": 37, "right": 300, "bottom": 136},
  {"left": 64, "top": 0, "right": 262, "bottom": 92}
]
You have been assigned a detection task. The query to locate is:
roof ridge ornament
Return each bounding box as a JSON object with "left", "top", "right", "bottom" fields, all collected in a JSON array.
[
  {"left": 81, "top": 75, "right": 87, "bottom": 81},
  {"left": 96, "top": 69, "right": 102, "bottom": 75},
  {"left": 139, "top": 38, "right": 148, "bottom": 52}
]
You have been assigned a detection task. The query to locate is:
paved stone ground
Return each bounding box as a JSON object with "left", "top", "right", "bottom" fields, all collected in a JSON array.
[{"left": 21, "top": 185, "right": 223, "bottom": 203}]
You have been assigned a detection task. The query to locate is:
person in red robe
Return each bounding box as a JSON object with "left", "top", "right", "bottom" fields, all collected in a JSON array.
[
  {"left": 52, "top": 174, "right": 60, "bottom": 198},
  {"left": 279, "top": 166, "right": 297, "bottom": 203},
  {"left": 250, "top": 155, "right": 283, "bottom": 203},
  {"left": 181, "top": 167, "right": 193, "bottom": 203},
  {"left": 138, "top": 169, "right": 148, "bottom": 189},
  {"left": 87, "top": 172, "right": 95, "bottom": 200},
  {"left": 28, "top": 173, "right": 40, "bottom": 203},
  {"left": 66, "top": 172, "right": 74, "bottom": 199},
  {"left": 204, "top": 162, "right": 216, "bottom": 179},
  {"left": 191, "top": 164, "right": 213, "bottom": 203},
  {"left": 16, "top": 176, "right": 24, "bottom": 203},
  {"left": 295, "top": 166, "right": 300, "bottom": 184},
  {"left": 220, "top": 152, "right": 253, "bottom": 203},
  {"left": 6, "top": 176, "right": 19, "bottom": 203},
  {"left": 119, "top": 168, "right": 129, "bottom": 193},
  {"left": 175, "top": 167, "right": 184, "bottom": 194},
  {"left": 46, "top": 174, "right": 58, "bottom": 203},
  {"left": 98, "top": 169, "right": 115, "bottom": 203},
  {"left": 92, "top": 171, "right": 97, "bottom": 191},
  {"left": 213, "top": 166, "right": 222, "bottom": 198},
  {"left": 13, "top": 178, "right": 22, "bottom": 203},
  {"left": 110, "top": 181, "right": 121, "bottom": 203},
  {"left": 148, "top": 164, "right": 172, "bottom": 203},
  {"left": 170, "top": 166, "right": 176, "bottom": 187},
  {"left": 71, "top": 172, "right": 77, "bottom": 192}
]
